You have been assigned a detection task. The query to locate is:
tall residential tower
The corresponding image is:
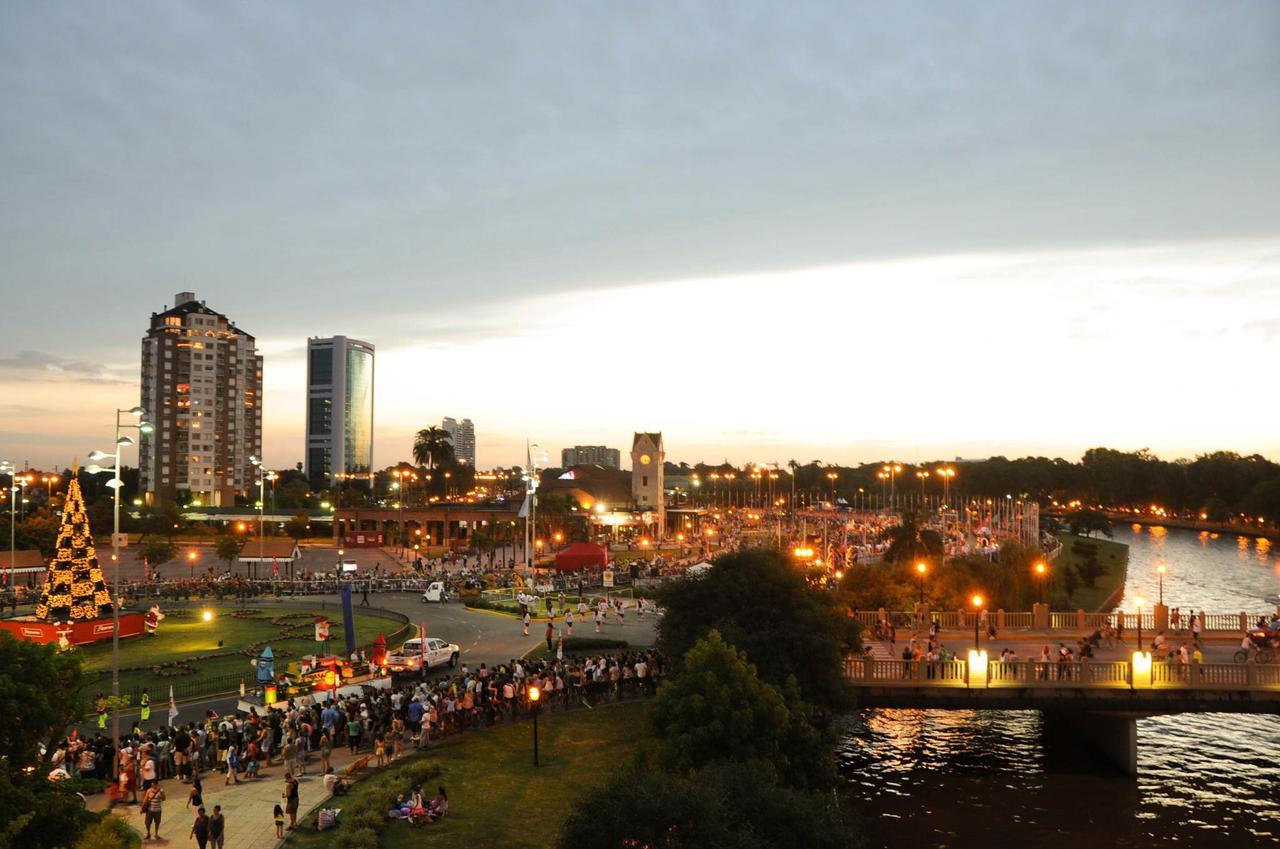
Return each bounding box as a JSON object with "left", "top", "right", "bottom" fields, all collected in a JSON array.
[
  {"left": 441, "top": 417, "right": 475, "bottom": 466},
  {"left": 305, "top": 336, "right": 375, "bottom": 487},
  {"left": 139, "top": 292, "right": 262, "bottom": 506}
]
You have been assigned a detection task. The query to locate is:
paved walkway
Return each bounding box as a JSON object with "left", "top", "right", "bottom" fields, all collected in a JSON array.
[{"left": 88, "top": 741, "right": 383, "bottom": 849}]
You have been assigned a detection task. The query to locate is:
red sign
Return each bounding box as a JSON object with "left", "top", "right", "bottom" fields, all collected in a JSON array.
[{"left": 0, "top": 613, "right": 145, "bottom": 646}]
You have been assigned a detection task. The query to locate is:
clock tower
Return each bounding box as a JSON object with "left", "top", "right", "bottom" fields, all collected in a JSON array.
[{"left": 630, "top": 432, "right": 665, "bottom": 538}]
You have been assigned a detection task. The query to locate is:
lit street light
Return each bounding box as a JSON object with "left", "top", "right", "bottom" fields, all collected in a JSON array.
[
  {"left": 971, "top": 593, "right": 984, "bottom": 651},
  {"left": 86, "top": 405, "right": 152, "bottom": 772},
  {"left": 528, "top": 685, "right": 542, "bottom": 766},
  {"left": 1034, "top": 561, "right": 1048, "bottom": 604},
  {"left": 1156, "top": 563, "right": 1167, "bottom": 606},
  {"left": 916, "top": 561, "right": 927, "bottom": 605}
]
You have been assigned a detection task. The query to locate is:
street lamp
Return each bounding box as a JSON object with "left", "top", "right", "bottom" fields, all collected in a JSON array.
[
  {"left": 1, "top": 461, "right": 14, "bottom": 586},
  {"left": 187, "top": 549, "right": 198, "bottom": 579},
  {"left": 249, "top": 457, "right": 277, "bottom": 583},
  {"left": 915, "top": 561, "right": 927, "bottom": 605},
  {"left": 826, "top": 471, "right": 838, "bottom": 505},
  {"left": 528, "top": 685, "right": 541, "bottom": 766},
  {"left": 1033, "top": 561, "right": 1048, "bottom": 604},
  {"left": 916, "top": 469, "right": 930, "bottom": 501},
  {"left": 970, "top": 594, "right": 984, "bottom": 651},
  {"left": 86, "top": 405, "right": 152, "bottom": 770},
  {"left": 1135, "top": 597, "right": 1144, "bottom": 650},
  {"left": 1156, "top": 563, "right": 1166, "bottom": 606}
]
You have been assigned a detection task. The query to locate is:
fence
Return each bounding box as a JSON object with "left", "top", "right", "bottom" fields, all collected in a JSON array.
[
  {"left": 858, "top": 609, "right": 1269, "bottom": 635},
  {"left": 844, "top": 654, "right": 1280, "bottom": 691}
]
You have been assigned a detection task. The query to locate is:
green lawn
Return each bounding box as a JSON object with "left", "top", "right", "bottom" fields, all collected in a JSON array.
[
  {"left": 75, "top": 605, "right": 408, "bottom": 702},
  {"left": 292, "top": 701, "right": 646, "bottom": 849},
  {"left": 1055, "top": 533, "right": 1129, "bottom": 611}
]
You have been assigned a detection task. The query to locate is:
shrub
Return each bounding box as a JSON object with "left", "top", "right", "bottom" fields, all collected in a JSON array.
[{"left": 72, "top": 815, "right": 138, "bottom": 849}]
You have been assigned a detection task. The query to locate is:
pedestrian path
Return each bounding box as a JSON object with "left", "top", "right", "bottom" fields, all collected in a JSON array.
[{"left": 88, "top": 743, "right": 374, "bottom": 849}]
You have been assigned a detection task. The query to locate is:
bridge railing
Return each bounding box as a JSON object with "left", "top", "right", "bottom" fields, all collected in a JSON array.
[
  {"left": 859, "top": 610, "right": 1272, "bottom": 634},
  {"left": 846, "top": 653, "right": 1280, "bottom": 692}
]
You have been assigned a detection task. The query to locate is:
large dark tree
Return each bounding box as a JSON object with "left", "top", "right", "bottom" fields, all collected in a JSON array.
[{"left": 656, "top": 547, "right": 859, "bottom": 707}]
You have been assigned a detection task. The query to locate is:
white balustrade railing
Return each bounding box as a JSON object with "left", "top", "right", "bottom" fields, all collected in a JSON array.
[{"left": 845, "top": 654, "right": 1280, "bottom": 692}]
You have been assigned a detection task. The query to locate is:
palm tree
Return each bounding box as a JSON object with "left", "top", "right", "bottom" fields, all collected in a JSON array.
[
  {"left": 883, "top": 508, "right": 944, "bottom": 564},
  {"left": 412, "top": 427, "right": 454, "bottom": 470}
]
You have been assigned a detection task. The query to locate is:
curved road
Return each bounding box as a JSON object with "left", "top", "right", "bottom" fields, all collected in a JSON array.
[{"left": 70, "top": 590, "right": 658, "bottom": 736}]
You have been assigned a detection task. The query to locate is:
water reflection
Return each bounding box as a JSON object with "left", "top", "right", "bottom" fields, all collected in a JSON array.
[
  {"left": 841, "top": 709, "right": 1280, "bottom": 848},
  {"left": 842, "top": 528, "right": 1280, "bottom": 847}
]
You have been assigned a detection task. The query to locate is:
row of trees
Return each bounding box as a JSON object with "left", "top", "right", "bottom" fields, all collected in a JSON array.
[
  {"left": 557, "top": 549, "right": 865, "bottom": 848},
  {"left": 673, "top": 448, "right": 1280, "bottom": 525}
]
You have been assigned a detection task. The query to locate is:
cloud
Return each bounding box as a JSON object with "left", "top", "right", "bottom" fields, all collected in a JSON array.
[{"left": 0, "top": 350, "right": 134, "bottom": 384}]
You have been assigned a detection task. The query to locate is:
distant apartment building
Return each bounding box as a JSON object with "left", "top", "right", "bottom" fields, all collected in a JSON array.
[
  {"left": 139, "top": 292, "right": 262, "bottom": 506},
  {"left": 306, "top": 336, "right": 375, "bottom": 486},
  {"left": 442, "top": 417, "right": 476, "bottom": 466},
  {"left": 560, "top": 445, "right": 621, "bottom": 470}
]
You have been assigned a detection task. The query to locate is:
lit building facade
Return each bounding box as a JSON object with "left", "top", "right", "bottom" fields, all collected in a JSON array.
[
  {"left": 306, "top": 336, "right": 375, "bottom": 487},
  {"left": 442, "top": 417, "right": 475, "bottom": 466},
  {"left": 561, "top": 445, "right": 621, "bottom": 469},
  {"left": 139, "top": 292, "right": 262, "bottom": 506}
]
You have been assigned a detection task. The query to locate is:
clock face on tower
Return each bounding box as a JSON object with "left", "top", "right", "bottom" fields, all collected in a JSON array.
[{"left": 640, "top": 454, "right": 651, "bottom": 465}]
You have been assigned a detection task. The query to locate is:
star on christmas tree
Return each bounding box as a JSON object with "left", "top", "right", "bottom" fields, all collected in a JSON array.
[{"left": 35, "top": 475, "right": 113, "bottom": 621}]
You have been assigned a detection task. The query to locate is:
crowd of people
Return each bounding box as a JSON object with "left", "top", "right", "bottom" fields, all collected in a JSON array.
[{"left": 45, "top": 647, "right": 662, "bottom": 841}]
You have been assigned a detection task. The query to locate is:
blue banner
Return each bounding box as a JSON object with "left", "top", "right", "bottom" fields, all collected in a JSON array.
[{"left": 341, "top": 583, "right": 357, "bottom": 657}]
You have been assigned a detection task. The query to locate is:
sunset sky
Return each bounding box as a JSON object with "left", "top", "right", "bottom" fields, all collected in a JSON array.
[{"left": 1, "top": 2, "right": 1277, "bottom": 470}]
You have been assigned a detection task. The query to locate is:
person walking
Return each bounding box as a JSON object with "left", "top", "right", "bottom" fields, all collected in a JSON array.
[
  {"left": 565, "top": 609, "right": 574, "bottom": 637},
  {"left": 186, "top": 776, "right": 203, "bottom": 821},
  {"left": 139, "top": 687, "right": 151, "bottom": 725},
  {"left": 522, "top": 610, "right": 531, "bottom": 637},
  {"left": 189, "top": 807, "right": 209, "bottom": 849},
  {"left": 141, "top": 781, "right": 165, "bottom": 841},
  {"left": 545, "top": 620, "right": 555, "bottom": 651},
  {"left": 208, "top": 805, "right": 225, "bottom": 849}
]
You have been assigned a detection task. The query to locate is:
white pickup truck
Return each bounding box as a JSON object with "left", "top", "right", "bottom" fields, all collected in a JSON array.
[{"left": 385, "top": 636, "right": 460, "bottom": 673}]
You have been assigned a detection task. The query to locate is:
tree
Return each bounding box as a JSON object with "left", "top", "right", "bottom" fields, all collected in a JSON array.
[
  {"left": 882, "top": 508, "right": 944, "bottom": 564},
  {"left": 648, "top": 630, "right": 834, "bottom": 790},
  {"left": 215, "top": 533, "right": 244, "bottom": 573},
  {"left": 556, "top": 763, "right": 860, "bottom": 849},
  {"left": 412, "top": 427, "right": 454, "bottom": 470},
  {"left": 138, "top": 539, "right": 178, "bottom": 570},
  {"left": 656, "top": 547, "right": 859, "bottom": 707},
  {"left": 1066, "top": 508, "right": 1112, "bottom": 538},
  {"left": 284, "top": 510, "right": 312, "bottom": 544}
]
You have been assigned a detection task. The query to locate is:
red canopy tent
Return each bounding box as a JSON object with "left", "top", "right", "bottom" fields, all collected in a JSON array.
[{"left": 553, "top": 543, "right": 609, "bottom": 572}]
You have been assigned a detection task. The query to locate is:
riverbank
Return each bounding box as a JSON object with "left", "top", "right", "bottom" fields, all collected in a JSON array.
[{"left": 1054, "top": 533, "right": 1129, "bottom": 612}]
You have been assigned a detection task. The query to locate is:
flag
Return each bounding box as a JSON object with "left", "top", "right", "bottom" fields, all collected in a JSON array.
[
  {"left": 167, "top": 685, "right": 178, "bottom": 723},
  {"left": 272, "top": 556, "right": 279, "bottom": 576}
]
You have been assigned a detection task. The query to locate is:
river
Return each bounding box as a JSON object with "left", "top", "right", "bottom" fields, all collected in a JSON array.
[{"left": 839, "top": 525, "right": 1280, "bottom": 848}]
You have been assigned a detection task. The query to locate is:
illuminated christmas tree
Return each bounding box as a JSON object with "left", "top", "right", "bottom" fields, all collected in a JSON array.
[{"left": 35, "top": 476, "right": 113, "bottom": 621}]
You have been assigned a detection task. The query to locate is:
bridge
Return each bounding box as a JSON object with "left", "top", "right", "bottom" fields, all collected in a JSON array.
[{"left": 843, "top": 654, "right": 1280, "bottom": 775}]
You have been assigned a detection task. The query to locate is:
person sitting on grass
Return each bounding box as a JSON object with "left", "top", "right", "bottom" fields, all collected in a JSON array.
[{"left": 426, "top": 785, "right": 448, "bottom": 821}]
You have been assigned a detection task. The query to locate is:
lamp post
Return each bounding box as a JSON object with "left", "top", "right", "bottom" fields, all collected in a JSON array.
[
  {"left": 188, "top": 549, "right": 198, "bottom": 580},
  {"left": 1135, "top": 597, "right": 1144, "bottom": 651},
  {"left": 916, "top": 561, "right": 927, "bottom": 605},
  {"left": 916, "top": 469, "right": 930, "bottom": 503},
  {"left": 1, "top": 461, "right": 14, "bottom": 586},
  {"left": 1156, "top": 563, "right": 1166, "bottom": 606},
  {"left": 971, "top": 594, "right": 984, "bottom": 651},
  {"left": 249, "top": 457, "right": 276, "bottom": 583},
  {"left": 826, "top": 471, "right": 838, "bottom": 506},
  {"left": 87, "top": 406, "right": 152, "bottom": 771},
  {"left": 528, "top": 685, "right": 541, "bottom": 766},
  {"left": 1034, "top": 561, "right": 1048, "bottom": 604}
]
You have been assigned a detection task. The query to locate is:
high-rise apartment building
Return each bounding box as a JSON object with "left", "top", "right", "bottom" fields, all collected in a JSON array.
[
  {"left": 139, "top": 292, "right": 262, "bottom": 507},
  {"left": 441, "top": 417, "right": 475, "bottom": 466},
  {"left": 305, "top": 336, "right": 375, "bottom": 486},
  {"left": 560, "top": 445, "right": 621, "bottom": 469}
]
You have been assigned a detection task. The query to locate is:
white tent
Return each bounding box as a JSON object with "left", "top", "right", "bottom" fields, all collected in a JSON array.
[{"left": 685, "top": 562, "right": 714, "bottom": 577}]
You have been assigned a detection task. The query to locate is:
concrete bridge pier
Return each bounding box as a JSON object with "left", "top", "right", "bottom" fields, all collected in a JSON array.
[{"left": 1043, "top": 710, "right": 1138, "bottom": 776}]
